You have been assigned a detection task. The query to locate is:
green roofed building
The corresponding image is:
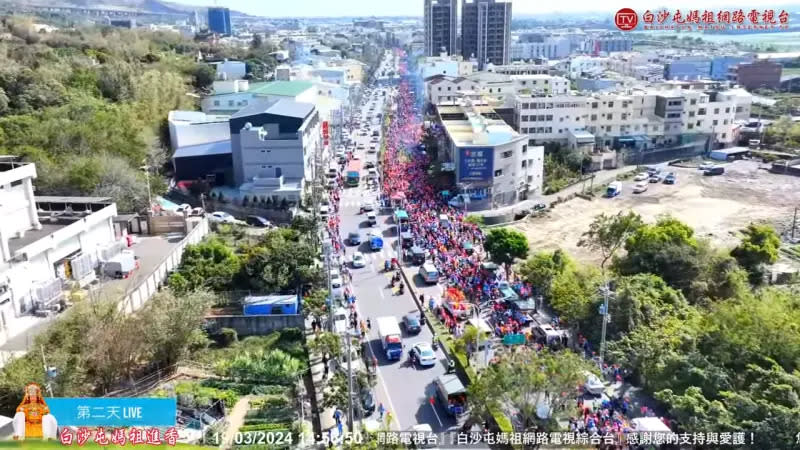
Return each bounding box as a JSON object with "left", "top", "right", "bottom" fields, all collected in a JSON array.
[{"left": 201, "top": 80, "right": 317, "bottom": 115}]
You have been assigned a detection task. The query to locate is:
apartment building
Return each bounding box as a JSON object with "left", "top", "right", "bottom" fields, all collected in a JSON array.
[
  {"left": 419, "top": 54, "right": 475, "bottom": 79},
  {"left": 515, "top": 94, "right": 589, "bottom": 146},
  {"left": 437, "top": 97, "right": 544, "bottom": 205},
  {"left": 487, "top": 61, "right": 551, "bottom": 76},
  {"left": 584, "top": 35, "right": 632, "bottom": 53},
  {"left": 511, "top": 74, "right": 569, "bottom": 95},
  {"left": 426, "top": 72, "right": 515, "bottom": 106},
  {"left": 568, "top": 56, "right": 610, "bottom": 79},
  {"left": 0, "top": 158, "right": 119, "bottom": 346},
  {"left": 461, "top": 0, "right": 512, "bottom": 70},
  {"left": 510, "top": 34, "right": 570, "bottom": 60},
  {"left": 424, "top": 0, "right": 457, "bottom": 57}
]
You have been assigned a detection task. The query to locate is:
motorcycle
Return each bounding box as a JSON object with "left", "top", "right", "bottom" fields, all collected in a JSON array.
[
  {"left": 431, "top": 336, "right": 439, "bottom": 351},
  {"left": 398, "top": 283, "right": 405, "bottom": 295},
  {"left": 384, "top": 260, "right": 392, "bottom": 272}
]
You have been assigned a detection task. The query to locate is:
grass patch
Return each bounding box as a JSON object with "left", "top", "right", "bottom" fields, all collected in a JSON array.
[{"left": 193, "top": 330, "right": 306, "bottom": 366}]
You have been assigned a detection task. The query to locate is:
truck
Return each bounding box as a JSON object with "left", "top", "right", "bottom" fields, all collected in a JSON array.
[
  {"left": 606, "top": 181, "right": 622, "bottom": 198},
  {"left": 376, "top": 316, "right": 403, "bottom": 360},
  {"left": 369, "top": 231, "right": 384, "bottom": 251},
  {"left": 435, "top": 374, "right": 467, "bottom": 416}
]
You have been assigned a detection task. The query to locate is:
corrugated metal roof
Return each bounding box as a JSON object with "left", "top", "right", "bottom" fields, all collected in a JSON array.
[
  {"left": 266, "top": 99, "right": 315, "bottom": 119},
  {"left": 250, "top": 80, "right": 315, "bottom": 97},
  {"left": 172, "top": 140, "right": 232, "bottom": 159}
]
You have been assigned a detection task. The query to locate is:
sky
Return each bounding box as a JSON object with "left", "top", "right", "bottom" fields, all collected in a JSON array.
[{"left": 166, "top": 0, "right": 798, "bottom": 18}]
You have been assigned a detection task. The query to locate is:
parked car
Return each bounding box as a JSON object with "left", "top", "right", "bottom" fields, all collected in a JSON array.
[
  {"left": 410, "top": 342, "right": 437, "bottom": 367},
  {"left": 351, "top": 252, "right": 366, "bottom": 268},
  {"left": 245, "top": 215, "right": 272, "bottom": 228},
  {"left": 175, "top": 203, "right": 192, "bottom": 214},
  {"left": 704, "top": 166, "right": 725, "bottom": 176},
  {"left": 365, "top": 161, "right": 376, "bottom": 169},
  {"left": 209, "top": 211, "right": 236, "bottom": 224},
  {"left": 402, "top": 313, "right": 422, "bottom": 334},
  {"left": 633, "top": 181, "right": 648, "bottom": 193},
  {"left": 663, "top": 172, "right": 676, "bottom": 184},
  {"left": 633, "top": 172, "right": 649, "bottom": 182},
  {"left": 698, "top": 162, "right": 715, "bottom": 171},
  {"left": 584, "top": 371, "right": 605, "bottom": 396},
  {"left": 189, "top": 207, "right": 205, "bottom": 217},
  {"left": 357, "top": 388, "right": 376, "bottom": 416},
  {"left": 360, "top": 202, "right": 375, "bottom": 213},
  {"left": 648, "top": 173, "right": 662, "bottom": 183},
  {"left": 348, "top": 231, "right": 362, "bottom": 245}
]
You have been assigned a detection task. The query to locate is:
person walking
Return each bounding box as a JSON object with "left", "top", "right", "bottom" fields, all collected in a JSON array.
[{"left": 378, "top": 403, "right": 385, "bottom": 420}]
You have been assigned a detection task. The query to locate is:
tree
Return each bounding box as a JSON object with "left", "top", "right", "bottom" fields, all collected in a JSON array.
[
  {"left": 307, "top": 332, "right": 342, "bottom": 359},
  {"left": 192, "top": 64, "right": 216, "bottom": 90},
  {"left": 303, "top": 289, "right": 328, "bottom": 324},
  {"left": 578, "top": 211, "right": 643, "bottom": 271},
  {"left": 484, "top": 228, "right": 529, "bottom": 272},
  {"left": 516, "top": 249, "right": 571, "bottom": 297},
  {"left": 251, "top": 33, "right": 263, "bottom": 49},
  {"left": 614, "top": 216, "right": 701, "bottom": 293},
  {"left": 172, "top": 238, "right": 241, "bottom": 291},
  {"left": 470, "top": 349, "right": 591, "bottom": 432},
  {"left": 731, "top": 224, "right": 780, "bottom": 284},
  {"left": 549, "top": 264, "right": 601, "bottom": 329},
  {"left": 464, "top": 214, "right": 484, "bottom": 226}
]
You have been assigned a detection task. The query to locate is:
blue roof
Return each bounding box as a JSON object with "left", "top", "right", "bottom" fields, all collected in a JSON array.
[
  {"left": 173, "top": 140, "right": 231, "bottom": 159},
  {"left": 395, "top": 210, "right": 408, "bottom": 219},
  {"left": 243, "top": 295, "right": 298, "bottom": 306}
]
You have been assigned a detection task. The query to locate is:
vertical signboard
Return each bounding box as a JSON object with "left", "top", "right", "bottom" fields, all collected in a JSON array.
[{"left": 457, "top": 147, "right": 494, "bottom": 183}]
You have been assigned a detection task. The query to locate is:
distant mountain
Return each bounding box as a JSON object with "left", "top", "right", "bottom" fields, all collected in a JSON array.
[{"left": 10, "top": 0, "right": 250, "bottom": 17}]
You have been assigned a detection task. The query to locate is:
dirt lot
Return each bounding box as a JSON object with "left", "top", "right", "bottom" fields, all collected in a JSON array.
[{"left": 514, "top": 160, "right": 800, "bottom": 264}]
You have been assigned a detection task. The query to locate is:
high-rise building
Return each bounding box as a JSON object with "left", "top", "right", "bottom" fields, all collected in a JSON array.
[
  {"left": 424, "top": 0, "right": 457, "bottom": 57},
  {"left": 208, "top": 7, "right": 232, "bottom": 36},
  {"left": 461, "top": 0, "right": 512, "bottom": 70}
]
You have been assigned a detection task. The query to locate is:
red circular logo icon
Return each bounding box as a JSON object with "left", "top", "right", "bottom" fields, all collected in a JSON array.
[{"left": 615, "top": 8, "right": 638, "bottom": 31}]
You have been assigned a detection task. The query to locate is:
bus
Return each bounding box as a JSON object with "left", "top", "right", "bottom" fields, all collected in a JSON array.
[{"left": 345, "top": 160, "right": 362, "bottom": 187}]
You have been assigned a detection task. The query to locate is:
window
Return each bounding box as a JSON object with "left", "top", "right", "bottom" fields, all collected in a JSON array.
[
  {"left": 607, "top": 114, "right": 613, "bottom": 120},
  {"left": 447, "top": 87, "right": 451, "bottom": 91},
  {"left": 722, "top": 133, "right": 726, "bottom": 138},
  {"left": 531, "top": 116, "right": 537, "bottom": 122},
  {"left": 213, "top": 100, "right": 220, "bottom": 106},
  {"left": 538, "top": 115, "right": 545, "bottom": 121},
  {"left": 590, "top": 114, "right": 597, "bottom": 121},
  {"left": 696, "top": 120, "right": 702, "bottom": 127},
  {"left": 521, "top": 160, "right": 527, "bottom": 168},
  {"left": 713, "top": 119, "right": 718, "bottom": 126},
  {"left": 736, "top": 106, "right": 743, "bottom": 113},
  {"left": 592, "top": 102, "right": 598, "bottom": 109},
  {"left": 667, "top": 113, "right": 680, "bottom": 119},
  {"left": 522, "top": 145, "right": 527, "bottom": 153},
  {"left": 608, "top": 101, "right": 614, "bottom": 107},
  {"left": 522, "top": 103, "right": 530, "bottom": 109},
  {"left": 438, "top": 87, "right": 442, "bottom": 91},
  {"left": 723, "top": 119, "right": 729, "bottom": 125},
  {"left": 690, "top": 99, "right": 697, "bottom": 105},
  {"left": 698, "top": 108, "right": 706, "bottom": 115},
  {"left": 689, "top": 111, "right": 695, "bottom": 118},
  {"left": 489, "top": 88, "right": 493, "bottom": 93},
  {"left": 688, "top": 123, "right": 694, "bottom": 130},
  {"left": 502, "top": 150, "right": 513, "bottom": 158},
  {"left": 546, "top": 115, "right": 553, "bottom": 121},
  {"left": 494, "top": 169, "right": 503, "bottom": 177},
  {"left": 714, "top": 108, "right": 719, "bottom": 114},
  {"left": 725, "top": 107, "right": 730, "bottom": 113},
  {"left": 605, "top": 126, "right": 612, "bottom": 132},
  {"left": 228, "top": 100, "right": 234, "bottom": 106},
  {"left": 537, "top": 127, "right": 545, "bottom": 133},
  {"left": 522, "top": 115, "right": 529, "bottom": 121}
]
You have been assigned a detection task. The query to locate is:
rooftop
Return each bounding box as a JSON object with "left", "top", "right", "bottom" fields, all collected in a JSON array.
[
  {"left": 230, "top": 98, "right": 315, "bottom": 121},
  {"left": 438, "top": 103, "right": 524, "bottom": 147},
  {"left": 249, "top": 80, "right": 315, "bottom": 97},
  {"left": 173, "top": 140, "right": 232, "bottom": 159}
]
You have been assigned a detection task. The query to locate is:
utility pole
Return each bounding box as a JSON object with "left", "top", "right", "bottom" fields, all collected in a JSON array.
[
  {"left": 345, "top": 332, "right": 354, "bottom": 431},
  {"left": 792, "top": 207, "right": 798, "bottom": 241},
  {"left": 598, "top": 283, "right": 612, "bottom": 367},
  {"left": 324, "top": 244, "right": 334, "bottom": 332},
  {"left": 40, "top": 345, "right": 54, "bottom": 397}
]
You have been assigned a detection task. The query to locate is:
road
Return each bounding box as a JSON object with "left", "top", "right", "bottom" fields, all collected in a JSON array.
[{"left": 333, "top": 51, "right": 457, "bottom": 434}]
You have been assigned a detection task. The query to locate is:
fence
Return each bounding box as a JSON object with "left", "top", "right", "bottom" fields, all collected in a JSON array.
[
  {"left": 118, "top": 218, "right": 210, "bottom": 314},
  {"left": 204, "top": 314, "right": 305, "bottom": 337}
]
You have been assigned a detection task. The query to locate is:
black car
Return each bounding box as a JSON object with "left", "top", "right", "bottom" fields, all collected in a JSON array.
[
  {"left": 246, "top": 215, "right": 272, "bottom": 228},
  {"left": 402, "top": 313, "right": 422, "bottom": 334},
  {"left": 360, "top": 388, "right": 375, "bottom": 415},
  {"left": 348, "top": 231, "right": 362, "bottom": 245}
]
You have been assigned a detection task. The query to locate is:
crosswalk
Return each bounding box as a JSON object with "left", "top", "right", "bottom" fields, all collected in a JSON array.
[{"left": 347, "top": 247, "right": 398, "bottom": 263}]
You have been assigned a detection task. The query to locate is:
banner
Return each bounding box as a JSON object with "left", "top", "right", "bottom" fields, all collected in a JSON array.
[{"left": 457, "top": 147, "right": 493, "bottom": 183}]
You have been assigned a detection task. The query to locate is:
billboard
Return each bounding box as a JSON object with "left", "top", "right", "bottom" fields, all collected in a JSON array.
[{"left": 457, "top": 147, "right": 494, "bottom": 183}]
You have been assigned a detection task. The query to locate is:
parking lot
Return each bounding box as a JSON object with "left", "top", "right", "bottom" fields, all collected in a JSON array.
[{"left": 513, "top": 160, "right": 800, "bottom": 264}]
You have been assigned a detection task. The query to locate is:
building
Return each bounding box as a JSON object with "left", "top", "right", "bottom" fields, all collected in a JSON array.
[
  {"left": 108, "top": 18, "right": 136, "bottom": 29},
  {"left": 461, "top": 0, "right": 512, "bottom": 70},
  {"left": 168, "top": 111, "right": 231, "bottom": 151},
  {"left": 510, "top": 34, "right": 570, "bottom": 60},
  {"left": 230, "top": 99, "right": 321, "bottom": 203},
  {"left": 0, "top": 158, "right": 119, "bottom": 346},
  {"left": 567, "top": 56, "right": 609, "bottom": 79},
  {"left": 515, "top": 94, "right": 590, "bottom": 148},
  {"left": 487, "top": 61, "right": 550, "bottom": 76},
  {"left": 209, "top": 60, "right": 246, "bottom": 81},
  {"left": 664, "top": 56, "right": 712, "bottom": 81},
  {"left": 728, "top": 59, "right": 782, "bottom": 90},
  {"left": 208, "top": 7, "right": 232, "bottom": 36},
  {"left": 424, "top": 0, "right": 457, "bottom": 57},
  {"left": 419, "top": 54, "right": 474, "bottom": 79},
  {"left": 511, "top": 74, "right": 569, "bottom": 95},
  {"left": 436, "top": 96, "right": 544, "bottom": 205},
  {"left": 201, "top": 80, "right": 317, "bottom": 115},
  {"left": 584, "top": 35, "right": 632, "bottom": 53},
  {"left": 710, "top": 55, "right": 754, "bottom": 81}
]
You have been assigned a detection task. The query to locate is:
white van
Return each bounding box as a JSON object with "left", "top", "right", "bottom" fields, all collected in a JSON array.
[
  {"left": 333, "top": 307, "right": 348, "bottom": 334},
  {"left": 419, "top": 263, "right": 439, "bottom": 284}
]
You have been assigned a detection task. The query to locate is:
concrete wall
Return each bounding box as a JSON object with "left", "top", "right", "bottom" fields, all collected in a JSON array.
[
  {"left": 205, "top": 314, "right": 304, "bottom": 336},
  {"left": 119, "top": 218, "right": 209, "bottom": 314}
]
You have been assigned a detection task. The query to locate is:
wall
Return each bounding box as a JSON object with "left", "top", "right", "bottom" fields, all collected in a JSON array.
[
  {"left": 169, "top": 120, "right": 231, "bottom": 150},
  {"left": 118, "top": 218, "right": 209, "bottom": 314},
  {"left": 204, "top": 314, "right": 304, "bottom": 336}
]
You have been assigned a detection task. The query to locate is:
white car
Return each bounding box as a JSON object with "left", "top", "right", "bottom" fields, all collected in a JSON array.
[
  {"left": 410, "top": 342, "right": 437, "bottom": 367},
  {"left": 333, "top": 307, "right": 348, "bottom": 334},
  {"left": 351, "top": 252, "right": 366, "bottom": 268},
  {"left": 699, "top": 162, "right": 715, "bottom": 170},
  {"left": 633, "top": 172, "right": 649, "bottom": 182},
  {"left": 584, "top": 371, "right": 605, "bottom": 395},
  {"left": 175, "top": 203, "right": 192, "bottom": 214},
  {"left": 360, "top": 201, "right": 375, "bottom": 212},
  {"left": 633, "top": 181, "right": 648, "bottom": 193},
  {"left": 209, "top": 211, "right": 236, "bottom": 224}
]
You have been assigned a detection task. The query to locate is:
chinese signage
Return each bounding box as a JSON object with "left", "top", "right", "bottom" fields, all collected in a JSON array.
[
  {"left": 615, "top": 7, "right": 789, "bottom": 31},
  {"left": 60, "top": 427, "right": 180, "bottom": 447},
  {"left": 457, "top": 147, "right": 493, "bottom": 183},
  {"left": 45, "top": 397, "right": 177, "bottom": 427}
]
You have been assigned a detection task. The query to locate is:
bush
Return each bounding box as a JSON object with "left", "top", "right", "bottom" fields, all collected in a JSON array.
[
  {"left": 219, "top": 328, "right": 238, "bottom": 346},
  {"left": 238, "top": 423, "right": 291, "bottom": 433}
]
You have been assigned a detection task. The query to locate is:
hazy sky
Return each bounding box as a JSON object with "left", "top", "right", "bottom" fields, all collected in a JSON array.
[{"left": 167, "top": 0, "right": 797, "bottom": 18}]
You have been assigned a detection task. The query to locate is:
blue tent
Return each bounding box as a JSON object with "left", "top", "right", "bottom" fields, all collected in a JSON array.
[{"left": 242, "top": 295, "right": 299, "bottom": 315}]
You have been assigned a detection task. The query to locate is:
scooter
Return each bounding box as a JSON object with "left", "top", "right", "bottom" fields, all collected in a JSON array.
[
  {"left": 431, "top": 335, "right": 439, "bottom": 351},
  {"left": 398, "top": 283, "right": 405, "bottom": 295}
]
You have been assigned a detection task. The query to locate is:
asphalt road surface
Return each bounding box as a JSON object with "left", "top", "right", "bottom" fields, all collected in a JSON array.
[{"left": 333, "top": 54, "right": 458, "bottom": 434}]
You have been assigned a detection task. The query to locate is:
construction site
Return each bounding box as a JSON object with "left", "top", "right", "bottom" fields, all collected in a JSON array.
[{"left": 513, "top": 160, "right": 800, "bottom": 266}]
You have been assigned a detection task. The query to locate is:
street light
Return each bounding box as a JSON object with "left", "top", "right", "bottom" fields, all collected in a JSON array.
[{"left": 597, "top": 283, "right": 614, "bottom": 367}]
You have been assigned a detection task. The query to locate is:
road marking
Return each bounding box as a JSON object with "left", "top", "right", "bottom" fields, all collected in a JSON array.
[{"left": 379, "top": 288, "right": 385, "bottom": 299}]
